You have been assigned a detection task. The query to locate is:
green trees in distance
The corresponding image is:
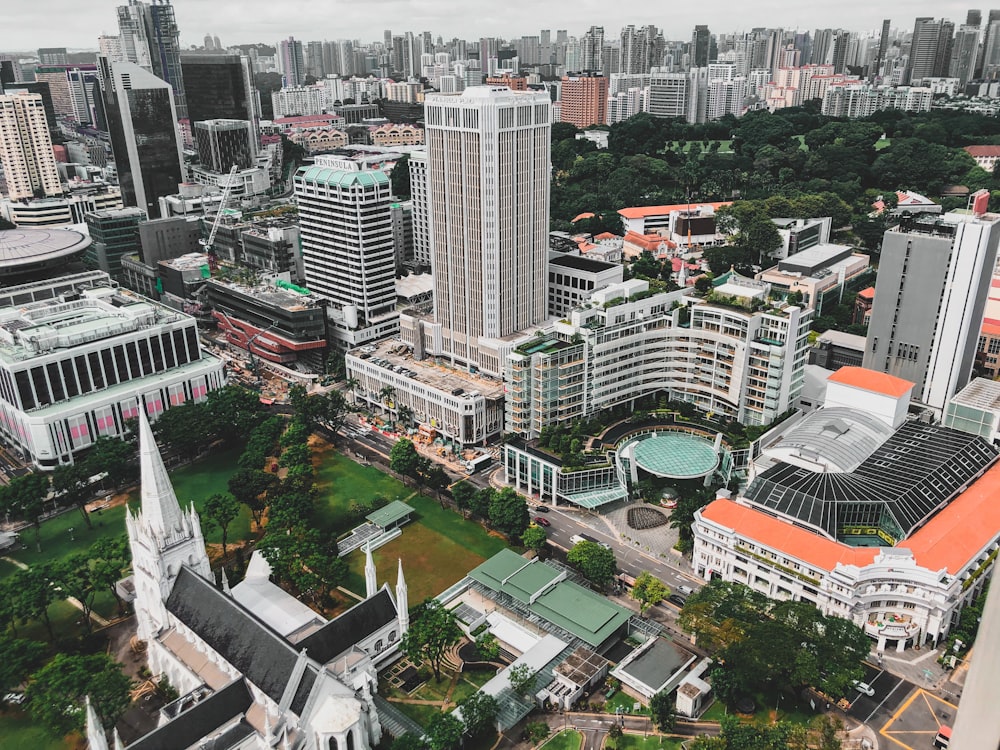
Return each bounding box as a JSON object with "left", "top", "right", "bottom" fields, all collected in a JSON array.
[
  {"left": 679, "top": 580, "right": 868, "bottom": 702},
  {"left": 24, "top": 653, "right": 132, "bottom": 734},
  {"left": 567, "top": 540, "right": 617, "bottom": 589},
  {"left": 400, "top": 599, "right": 462, "bottom": 681},
  {"left": 631, "top": 572, "right": 670, "bottom": 614}
]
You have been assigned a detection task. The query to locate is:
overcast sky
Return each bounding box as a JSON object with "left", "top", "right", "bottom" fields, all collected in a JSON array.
[{"left": 0, "top": 0, "right": 988, "bottom": 54}]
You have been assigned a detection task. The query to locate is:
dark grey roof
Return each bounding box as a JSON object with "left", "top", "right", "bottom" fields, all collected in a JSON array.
[
  {"left": 549, "top": 253, "right": 616, "bottom": 274},
  {"left": 297, "top": 588, "right": 397, "bottom": 664},
  {"left": 127, "top": 679, "right": 252, "bottom": 750},
  {"left": 165, "top": 567, "right": 302, "bottom": 704},
  {"left": 746, "top": 421, "right": 998, "bottom": 543},
  {"left": 198, "top": 720, "right": 256, "bottom": 750}
]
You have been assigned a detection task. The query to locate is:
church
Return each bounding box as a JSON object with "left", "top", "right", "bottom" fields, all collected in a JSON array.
[{"left": 88, "top": 412, "right": 409, "bottom": 749}]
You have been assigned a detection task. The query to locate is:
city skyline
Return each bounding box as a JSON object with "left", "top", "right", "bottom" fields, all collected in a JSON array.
[{"left": 1, "top": 1, "right": 993, "bottom": 53}]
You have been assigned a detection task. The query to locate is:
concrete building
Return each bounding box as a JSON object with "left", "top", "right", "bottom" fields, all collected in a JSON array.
[
  {"left": 547, "top": 253, "right": 623, "bottom": 317},
  {"left": 0, "top": 91, "right": 63, "bottom": 200},
  {"left": 83, "top": 206, "right": 147, "bottom": 278},
  {"left": 407, "top": 149, "right": 430, "bottom": 268},
  {"left": 821, "top": 83, "right": 933, "bottom": 118},
  {"left": 180, "top": 53, "right": 259, "bottom": 128},
  {"left": 694, "top": 368, "right": 1000, "bottom": 653},
  {"left": 193, "top": 119, "right": 257, "bottom": 172},
  {"left": 0, "top": 186, "right": 123, "bottom": 228},
  {"left": 295, "top": 154, "right": 398, "bottom": 349},
  {"left": 863, "top": 208, "right": 1000, "bottom": 413},
  {"left": 0, "top": 271, "right": 223, "bottom": 468},
  {"left": 772, "top": 216, "right": 832, "bottom": 260},
  {"left": 560, "top": 74, "right": 608, "bottom": 129},
  {"left": 115, "top": 0, "right": 187, "bottom": 120},
  {"left": 756, "top": 243, "right": 871, "bottom": 314}
]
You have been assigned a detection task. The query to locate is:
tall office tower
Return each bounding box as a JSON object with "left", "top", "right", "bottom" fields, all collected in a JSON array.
[
  {"left": 907, "top": 17, "right": 948, "bottom": 83},
  {"left": 560, "top": 74, "right": 608, "bottom": 127},
  {"left": 305, "top": 41, "right": 325, "bottom": 78},
  {"left": 296, "top": 157, "right": 396, "bottom": 336},
  {"left": 0, "top": 92, "right": 63, "bottom": 200},
  {"left": 84, "top": 206, "right": 146, "bottom": 277},
  {"left": 98, "top": 35, "right": 124, "bottom": 62},
  {"left": 479, "top": 37, "right": 499, "bottom": 64},
  {"left": 872, "top": 19, "right": 892, "bottom": 80},
  {"left": 407, "top": 150, "right": 430, "bottom": 268},
  {"left": 194, "top": 120, "right": 256, "bottom": 172},
  {"left": 968, "top": 9, "right": 983, "bottom": 26},
  {"left": 540, "top": 29, "right": 552, "bottom": 67},
  {"left": 863, "top": 206, "right": 1000, "bottom": 413},
  {"left": 180, "top": 53, "right": 259, "bottom": 127},
  {"left": 0, "top": 57, "right": 24, "bottom": 85},
  {"left": 935, "top": 20, "right": 956, "bottom": 76},
  {"left": 580, "top": 26, "right": 605, "bottom": 71},
  {"left": 648, "top": 68, "right": 690, "bottom": 119},
  {"left": 116, "top": 0, "right": 187, "bottom": 120},
  {"left": 518, "top": 36, "right": 541, "bottom": 66},
  {"left": 691, "top": 25, "right": 712, "bottom": 67},
  {"left": 419, "top": 87, "right": 551, "bottom": 374},
  {"left": 951, "top": 25, "right": 982, "bottom": 85},
  {"left": 831, "top": 31, "right": 852, "bottom": 73},
  {"left": 278, "top": 36, "right": 306, "bottom": 86},
  {"left": 101, "top": 61, "right": 184, "bottom": 219},
  {"left": 67, "top": 68, "right": 101, "bottom": 124},
  {"left": 38, "top": 48, "right": 68, "bottom": 66},
  {"left": 977, "top": 10, "right": 1000, "bottom": 76},
  {"left": 811, "top": 28, "right": 836, "bottom": 65}
]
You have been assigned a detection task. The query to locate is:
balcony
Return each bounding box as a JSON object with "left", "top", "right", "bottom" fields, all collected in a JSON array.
[{"left": 864, "top": 612, "right": 920, "bottom": 640}]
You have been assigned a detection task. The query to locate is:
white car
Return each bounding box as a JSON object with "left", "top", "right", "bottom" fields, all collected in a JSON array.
[{"left": 851, "top": 680, "right": 875, "bottom": 697}]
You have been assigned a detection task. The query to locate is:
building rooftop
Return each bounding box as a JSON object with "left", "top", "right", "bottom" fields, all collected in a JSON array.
[
  {"left": 777, "top": 243, "right": 855, "bottom": 276},
  {"left": 617, "top": 201, "right": 731, "bottom": 220},
  {"left": 769, "top": 406, "right": 894, "bottom": 473},
  {"left": 295, "top": 166, "right": 389, "bottom": 188},
  {"left": 949, "top": 378, "right": 1000, "bottom": 412},
  {"left": 549, "top": 253, "right": 617, "bottom": 274},
  {"left": 828, "top": 366, "right": 913, "bottom": 398},
  {"left": 0, "top": 228, "right": 91, "bottom": 274},
  {"left": 207, "top": 278, "right": 321, "bottom": 313},
  {"left": 366, "top": 500, "right": 414, "bottom": 529},
  {"left": 816, "top": 330, "right": 867, "bottom": 351},
  {"left": 614, "top": 638, "right": 694, "bottom": 694}
]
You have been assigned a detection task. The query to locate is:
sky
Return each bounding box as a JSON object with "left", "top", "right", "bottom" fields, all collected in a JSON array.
[{"left": 0, "top": 0, "right": 990, "bottom": 54}]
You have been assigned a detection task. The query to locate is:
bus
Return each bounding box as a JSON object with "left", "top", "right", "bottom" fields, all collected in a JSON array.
[
  {"left": 933, "top": 725, "right": 951, "bottom": 748},
  {"left": 570, "top": 533, "right": 610, "bottom": 549}
]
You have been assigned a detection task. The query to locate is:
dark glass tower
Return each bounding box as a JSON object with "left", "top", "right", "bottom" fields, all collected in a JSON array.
[{"left": 180, "top": 53, "right": 258, "bottom": 126}]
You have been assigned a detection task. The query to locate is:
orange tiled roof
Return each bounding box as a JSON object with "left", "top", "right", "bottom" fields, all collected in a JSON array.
[
  {"left": 964, "top": 145, "right": 1000, "bottom": 157},
  {"left": 594, "top": 232, "right": 619, "bottom": 241},
  {"left": 572, "top": 212, "right": 595, "bottom": 222},
  {"left": 827, "top": 366, "right": 914, "bottom": 398},
  {"left": 856, "top": 287, "right": 875, "bottom": 299},
  {"left": 901, "top": 460, "right": 1000, "bottom": 574},
  {"left": 617, "top": 201, "right": 732, "bottom": 220},
  {"left": 701, "top": 499, "right": 879, "bottom": 571},
  {"left": 981, "top": 321, "right": 1000, "bottom": 336}
]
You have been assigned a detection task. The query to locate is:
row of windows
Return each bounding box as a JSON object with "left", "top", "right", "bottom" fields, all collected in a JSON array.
[{"left": 9, "top": 328, "right": 200, "bottom": 411}]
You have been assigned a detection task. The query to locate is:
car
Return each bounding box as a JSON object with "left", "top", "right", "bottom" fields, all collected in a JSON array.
[
  {"left": 667, "top": 594, "right": 687, "bottom": 607},
  {"left": 3, "top": 692, "right": 24, "bottom": 705},
  {"left": 533, "top": 516, "right": 551, "bottom": 527},
  {"left": 677, "top": 584, "right": 695, "bottom": 596},
  {"left": 535, "top": 505, "right": 550, "bottom": 513},
  {"left": 851, "top": 680, "right": 875, "bottom": 697}
]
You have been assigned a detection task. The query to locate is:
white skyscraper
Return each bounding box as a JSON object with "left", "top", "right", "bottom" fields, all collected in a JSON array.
[
  {"left": 419, "top": 86, "right": 551, "bottom": 375},
  {"left": 0, "top": 92, "right": 63, "bottom": 200}
]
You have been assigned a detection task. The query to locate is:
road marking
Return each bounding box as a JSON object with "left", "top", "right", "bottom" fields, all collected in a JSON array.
[
  {"left": 880, "top": 689, "right": 958, "bottom": 750},
  {"left": 865, "top": 678, "right": 905, "bottom": 724}
]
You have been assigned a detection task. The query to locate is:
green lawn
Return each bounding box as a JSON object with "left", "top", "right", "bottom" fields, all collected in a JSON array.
[
  {"left": 604, "top": 691, "right": 649, "bottom": 715},
  {"left": 313, "top": 447, "right": 412, "bottom": 533},
  {"left": 2, "top": 444, "right": 248, "bottom": 579},
  {"left": 875, "top": 137, "right": 892, "bottom": 150},
  {"left": 542, "top": 730, "right": 582, "bottom": 750},
  {"left": 393, "top": 701, "right": 442, "bottom": 728},
  {"left": 0, "top": 713, "right": 72, "bottom": 750},
  {"left": 700, "top": 700, "right": 728, "bottom": 722},
  {"left": 612, "top": 735, "right": 685, "bottom": 750},
  {"left": 462, "top": 668, "right": 497, "bottom": 689}
]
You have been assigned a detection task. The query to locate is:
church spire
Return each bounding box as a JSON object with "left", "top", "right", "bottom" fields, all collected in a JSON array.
[
  {"left": 396, "top": 557, "right": 409, "bottom": 634},
  {"left": 365, "top": 542, "right": 377, "bottom": 599},
  {"left": 137, "top": 407, "right": 184, "bottom": 537}
]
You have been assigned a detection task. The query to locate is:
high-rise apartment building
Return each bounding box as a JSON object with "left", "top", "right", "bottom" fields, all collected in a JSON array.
[
  {"left": 38, "top": 48, "right": 68, "bottom": 66},
  {"left": 101, "top": 61, "right": 184, "bottom": 219},
  {"left": 692, "top": 25, "right": 713, "bottom": 67},
  {"left": 978, "top": 10, "right": 1000, "bottom": 76},
  {"left": 560, "top": 74, "right": 608, "bottom": 128},
  {"left": 0, "top": 92, "right": 63, "bottom": 200},
  {"left": 416, "top": 86, "right": 551, "bottom": 375},
  {"left": 407, "top": 149, "right": 431, "bottom": 268},
  {"left": 278, "top": 36, "right": 306, "bottom": 87},
  {"left": 907, "top": 17, "right": 951, "bottom": 84},
  {"left": 180, "top": 53, "right": 259, "bottom": 127},
  {"left": 580, "top": 27, "right": 605, "bottom": 72},
  {"left": 863, "top": 207, "right": 1000, "bottom": 413},
  {"left": 116, "top": 0, "right": 187, "bottom": 120},
  {"left": 193, "top": 119, "right": 257, "bottom": 172},
  {"left": 295, "top": 155, "right": 398, "bottom": 346},
  {"left": 620, "top": 25, "right": 664, "bottom": 74}
]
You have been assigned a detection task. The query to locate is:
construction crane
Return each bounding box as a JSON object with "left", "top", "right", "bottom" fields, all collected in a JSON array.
[{"left": 199, "top": 164, "right": 240, "bottom": 267}]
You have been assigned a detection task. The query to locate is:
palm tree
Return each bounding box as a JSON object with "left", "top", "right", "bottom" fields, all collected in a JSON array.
[
  {"left": 345, "top": 377, "right": 360, "bottom": 405},
  {"left": 378, "top": 385, "right": 396, "bottom": 407},
  {"left": 397, "top": 405, "right": 414, "bottom": 429}
]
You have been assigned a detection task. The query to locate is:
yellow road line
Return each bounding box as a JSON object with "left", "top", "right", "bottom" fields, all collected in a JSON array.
[{"left": 880, "top": 689, "right": 959, "bottom": 750}]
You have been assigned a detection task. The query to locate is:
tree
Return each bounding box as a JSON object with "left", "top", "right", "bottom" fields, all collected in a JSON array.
[
  {"left": 0, "top": 473, "right": 51, "bottom": 552},
  {"left": 507, "top": 663, "right": 536, "bottom": 696},
  {"left": 474, "top": 632, "right": 500, "bottom": 662},
  {"left": 55, "top": 554, "right": 101, "bottom": 633},
  {"left": 204, "top": 385, "right": 268, "bottom": 443},
  {"left": 631, "top": 572, "right": 669, "bottom": 615},
  {"left": 425, "top": 465, "right": 450, "bottom": 504},
  {"left": 51, "top": 462, "right": 94, "bottom": 529},
  {"left": 426, "top": 712, "right": 464, "bottom": 750},
  {"left": 522, "top": 525, "right": 548, "bottom": 554},
  {"left": 390, "top": 438, "right": 422, "bottom": 480},
  {"left": 86, "top": 436, "right": 138, "bottom": 490},
  {"left": 459, "top": 691, "right": 499, "bottom": 737},
  {"left": 25, "top": 653, "right": 132, "bottom": 734},
  {"left": 88, "top": 536, "right": 131, "bottom": 615},
  {"left": 228, "top": 468, "right": 279, "bottom": 529},
  {"left": 0, "top": 635, "right": 46, "bottom": 698},
  {"left": 152, "top": 402, "right": 212, "bottom": 458},
  {"left": 607, "top": 722, "right": 623, "bottom": 747},
  {"left": 391, "top": 153, "right": 411, "bottom": 198},
  {"left": 487, "top": 487, "right": 530, "bottom": 538},
  {"left": 451, "top": 481, "right": 477, "bottom": 518},
  {"left": 391, "top": 734, "right": 428, "bottom": 750},
  {"left": 567, "top": 541, "right": 617, "bottom": 589},
  {"left": 399, "top": 600, "right": 462, "bottom": 681},
  {"left": 203, "top": 493, "right": 240, "bottom": 556},
  {"left": 525, "top": 722, "right": 550, "bottom": 744},
  {"left": 258, "top": 525, "right": 346, "bottom": 606},
  {"left": 14, "top": 566, "right": 59, "bottom": 641},
  {"left": 649, "top": 690, "right": 677, "bottom": 732}
]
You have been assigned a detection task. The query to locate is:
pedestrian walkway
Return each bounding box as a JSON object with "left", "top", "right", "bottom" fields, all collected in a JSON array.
[{"left": 3, "top": 555, "right": 110, "bottom": 627}]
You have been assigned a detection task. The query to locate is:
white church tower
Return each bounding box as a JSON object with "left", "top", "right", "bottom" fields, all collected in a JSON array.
[
  {"left": 396, "top": 557, "right": 409, "bottom": 635},
  {"left": 126, "top": 409, "right": 211, "bottom": 641}
]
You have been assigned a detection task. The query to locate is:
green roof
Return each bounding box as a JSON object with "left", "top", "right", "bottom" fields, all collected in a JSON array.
[
  {"left": 297, "top": 166, "right": 390, "bottom": 188},
  {"left": 366, "top": 500, "right": 414, "bottom": 528},
  {"left": 470, "top": 550, "right": 631, "bottom": 648}
]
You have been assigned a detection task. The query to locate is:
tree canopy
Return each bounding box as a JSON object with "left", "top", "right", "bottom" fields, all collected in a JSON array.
[
  {"left": 400, "top": 600, "right": 462, "bottom": 681},
  {"left": 567, "top": 540, "right": 617, "bottom": 589},
  {"left": 25, "top": 653, "right": 132, "bottom": 734}
]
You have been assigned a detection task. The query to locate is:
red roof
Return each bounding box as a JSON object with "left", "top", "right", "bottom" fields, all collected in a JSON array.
[
  {"left": 623, "top": 230, "right": 675, "bottom": 251},
  {"left": 902, "top": 460, "right": 1000, "bottom": 574},
  {"left": 594, "top": 232, "right": 619, "bottom": 241},
  {"left": 981, "top": 321, "right": 1000, "bottom": 336},
  {"left": 856, "top": 287, "right": 875, "bottom": 299},
  {"left": 572, "top": 212, "right": 595, "bottom": 223},
  {"left": 964, "top": 145, "right": 1000, "bottom": 157},
  {"left": 827, "top": 366, "right": 913, "bottom": 398},
  {"left": 617, "top": 201, "right": 732, "bottom": 220},
  {"left": 701, "top": 500, "right": 879, "bottom": 571}
]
